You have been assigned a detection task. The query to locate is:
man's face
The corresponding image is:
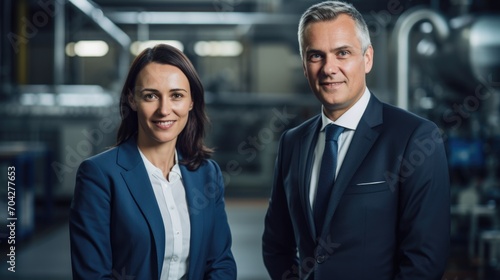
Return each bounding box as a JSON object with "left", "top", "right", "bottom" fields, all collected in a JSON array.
[{"left": 302, "top": 14, "right": 373, "bottom": 120}]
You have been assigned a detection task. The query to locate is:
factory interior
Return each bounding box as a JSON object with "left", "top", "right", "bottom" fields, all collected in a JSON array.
[{"left": 0, "top": 0, "right": 500, "bottom": 279}]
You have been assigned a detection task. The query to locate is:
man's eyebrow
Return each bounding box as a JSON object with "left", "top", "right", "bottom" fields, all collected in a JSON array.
[
  {"left": 305, "top": 45, "right": 354, "bottom": 54},
  {"left": 305, "top": 49, "right": 324, "bottom": 55},
  {"left": 334, "top": 44, "right": 356, "bottom": 51}
]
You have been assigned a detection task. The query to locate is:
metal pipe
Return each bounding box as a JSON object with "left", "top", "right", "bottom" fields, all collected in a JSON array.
[
  {"left": 68, "top": 0, "right": 131, "bottom": 85},
  {"left": 107, "top": 11, "right": 298, "bottom": 25},
  {"left": 1, "top": 0, "right": 13, "bottom": 96},
  {"left": 17, "top": 0, "right": 28, "bottom": 85},
  {"left": 54, "top": 0, "right": 65, "bottom": 87},
  {"left": 137, "top": 22, "right": 149, "bottom": 42},
  {"left": 392, "top": 8, "right": 449, "bottom": 110}
]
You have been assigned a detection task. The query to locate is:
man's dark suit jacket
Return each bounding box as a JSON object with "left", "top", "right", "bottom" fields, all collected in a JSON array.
[
  {"left": 70, "top": 136, "right": 236, "bottom": 279},
  {"left": 263, "top": 94, "right": 450, "bottom": 280}
]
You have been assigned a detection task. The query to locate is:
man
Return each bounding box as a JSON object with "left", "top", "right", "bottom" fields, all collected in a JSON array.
[{"left": 262, "top": 1, "right": 450, "bottom": 279}]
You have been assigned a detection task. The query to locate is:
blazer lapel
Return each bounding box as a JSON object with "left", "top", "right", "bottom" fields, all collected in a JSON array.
[
  {"left": 117, "top": 137, "right": 165, "bottom": 278},
  {"left": 180, "top": 161, "right": 206, "bottom": 277},
  {"left": 299, "top": 116, "right": 321, "bottom": 239},
  {"left": 320, "top": 95, "right": 383, "bottom": 238}
]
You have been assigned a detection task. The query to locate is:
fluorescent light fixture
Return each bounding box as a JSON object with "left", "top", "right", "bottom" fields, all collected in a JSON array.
[
  {"left": 20, "top": 93, "right": 37, "bottom": 106},
  {"left": 57, "top": 93, "right": 114, "bottom": 107},
  {"left": 20, "top": 92, "right": 113, "bottom": 107},
  {"left": 194, "top": 41, "right": 243, "bottom": 57},
  {"left": 66, "top": 40, "right": 110, "bottom": 57},
  {"left": 20, "top": 93, "right": 56, "bottom": 106},
  {"left": 65, "top": 42, "right": 76, "bottom": 57},
  {"left": 130, "top": 40, "right": 184, "bottom": 55}
]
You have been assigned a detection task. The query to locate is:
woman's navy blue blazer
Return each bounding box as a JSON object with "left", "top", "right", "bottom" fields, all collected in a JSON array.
[{"left": 70, "top": 136, "right": 237, "bottom": 279}]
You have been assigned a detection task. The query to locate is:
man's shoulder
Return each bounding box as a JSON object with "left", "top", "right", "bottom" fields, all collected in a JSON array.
[
  {"left": 380, "top": 100, "right": 434, "bottom": 127},
  {"left": 377, "top": 99, "right": 440, "bottom": 139},
  {"left": 283, "top": 114, "right": 320, "bottom": 139}
]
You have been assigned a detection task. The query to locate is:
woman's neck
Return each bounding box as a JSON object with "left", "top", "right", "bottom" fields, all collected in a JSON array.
[{"left": 138, "top": 140, "right": 176, "bottom": 178}]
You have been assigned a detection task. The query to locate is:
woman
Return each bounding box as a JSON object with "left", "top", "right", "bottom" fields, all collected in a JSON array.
[{"left": 70, "top": 44, "right": 237, "bottom": 279}]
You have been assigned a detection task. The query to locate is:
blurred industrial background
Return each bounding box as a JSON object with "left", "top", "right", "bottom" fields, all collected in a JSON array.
[{"left": 0, "top": 0, "right": 499, "bottom": 279}]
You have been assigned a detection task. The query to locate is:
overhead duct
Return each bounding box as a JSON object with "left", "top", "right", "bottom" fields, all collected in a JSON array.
[{"left": 68, "top": 0, "right": 131, "bottom": 86}]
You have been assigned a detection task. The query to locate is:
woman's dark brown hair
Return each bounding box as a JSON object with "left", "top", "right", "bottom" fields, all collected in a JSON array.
[{"left": 116, "top": 44, "right": 212, "bottom": 170}]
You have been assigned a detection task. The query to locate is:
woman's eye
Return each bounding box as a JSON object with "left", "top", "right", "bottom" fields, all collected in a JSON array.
[
  {"left": 172, "top": 93, "right": 183, "bottom": 99},
  {"left": 143, "top": 93, "right": 157, "bottom": 100}
]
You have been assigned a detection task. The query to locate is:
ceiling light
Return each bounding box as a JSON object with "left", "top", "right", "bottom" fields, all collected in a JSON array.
[
  {"left": 67, "top": 40, "right": 109, "bottom": 57},
  {"left": 194, "top": 41, "right": 243, "bottom": 57}
]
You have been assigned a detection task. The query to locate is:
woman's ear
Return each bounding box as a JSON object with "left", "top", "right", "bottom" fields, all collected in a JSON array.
[{"left": 128, "top": 92, "right": 137, "bottom": 111}]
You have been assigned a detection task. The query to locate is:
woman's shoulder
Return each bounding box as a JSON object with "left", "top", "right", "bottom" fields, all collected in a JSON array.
[
  {"left": 78, "top": 145, "right": 130, "bottom": 175},
  {"left": 84, "top": 145, "right": 119, "bottom": 165},
  {"left": 193, "top": 158, "right": 221, "bottom": 173}
]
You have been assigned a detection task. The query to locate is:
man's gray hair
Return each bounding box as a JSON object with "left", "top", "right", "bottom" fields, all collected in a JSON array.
[{"left": 298, "top": 1, "right": 371, "bottom": 57}]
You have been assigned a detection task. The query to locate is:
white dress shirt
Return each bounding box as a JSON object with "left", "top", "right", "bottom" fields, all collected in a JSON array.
[
  {"left": 139, "top": 148, "right": 190, "bottom": 280},
  {"left": 309, "top": 88, "right": 371, "bottom": 208}
]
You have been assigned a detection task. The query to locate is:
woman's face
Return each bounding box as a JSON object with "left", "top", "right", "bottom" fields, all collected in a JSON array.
[{"left": 129, "top": 62, "right": 193, "bottom": 147}]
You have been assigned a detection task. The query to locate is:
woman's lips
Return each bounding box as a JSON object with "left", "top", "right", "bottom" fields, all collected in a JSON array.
[{"left": 153, "top": 120, "right": 175, "bottom": 129}]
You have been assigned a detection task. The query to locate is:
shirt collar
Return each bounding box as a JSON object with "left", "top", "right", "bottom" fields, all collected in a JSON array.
[
  {"left": 138, "top": 147, "right": 182, "bottom": 181},
  {"left": 321, "top": 87, "right": 371, "bottom": 131}
]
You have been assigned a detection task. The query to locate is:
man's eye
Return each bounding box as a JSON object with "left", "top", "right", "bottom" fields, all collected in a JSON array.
[
  {"left": 338, "top": 50, "right": 350, "bottom": 57},
  {"left": 309, "top": 54, "right": 322, "bottom": 62}
]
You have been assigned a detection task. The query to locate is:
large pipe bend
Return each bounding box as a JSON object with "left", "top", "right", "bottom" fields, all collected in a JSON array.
[{"left": 392, "top": 8, "right": 449, "bottom": 110}]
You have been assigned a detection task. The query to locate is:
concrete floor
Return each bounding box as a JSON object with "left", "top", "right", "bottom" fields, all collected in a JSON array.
[{"left": 0, "top": 199, "right": 270, "bottom": 280}]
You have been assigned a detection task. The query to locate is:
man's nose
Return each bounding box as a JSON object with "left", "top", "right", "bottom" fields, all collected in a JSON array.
[{"left": 321, "top": 56, "right": 339, "bottom": 76}]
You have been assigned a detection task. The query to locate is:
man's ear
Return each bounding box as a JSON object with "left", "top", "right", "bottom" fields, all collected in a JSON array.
[
  {"left": 302, "top": 59, "right": 308, "bottom": 78},
  {"left": 128, "top": 92, "right": 137, "bottom": 111},
  {"left": 364, "top": 45, "right": 374, "bottom": 74}
]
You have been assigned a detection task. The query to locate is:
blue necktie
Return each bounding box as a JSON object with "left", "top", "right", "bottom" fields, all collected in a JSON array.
[{"left": 314, "top": 123, "right": 344, "bottom": 236}]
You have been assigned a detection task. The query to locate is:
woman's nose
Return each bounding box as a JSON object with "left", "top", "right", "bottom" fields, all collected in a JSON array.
[{"left": 157, "top": 98, "right": 171, "bottom": 116}]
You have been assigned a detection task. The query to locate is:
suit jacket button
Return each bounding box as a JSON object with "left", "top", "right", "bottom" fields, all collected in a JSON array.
[{"left": 316, "top": 255, "right": 325, "bottom": 264}]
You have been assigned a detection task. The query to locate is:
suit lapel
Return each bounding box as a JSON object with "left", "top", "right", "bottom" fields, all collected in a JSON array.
[
  {"left": 299, "top": 116, "right": 321, "bottom": 239},
  {"left": 117, "top": 137, "right": 165, "bottom": 278},
  {"left": 320, "top": 95, "right": 383, "bottom": 238}
]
